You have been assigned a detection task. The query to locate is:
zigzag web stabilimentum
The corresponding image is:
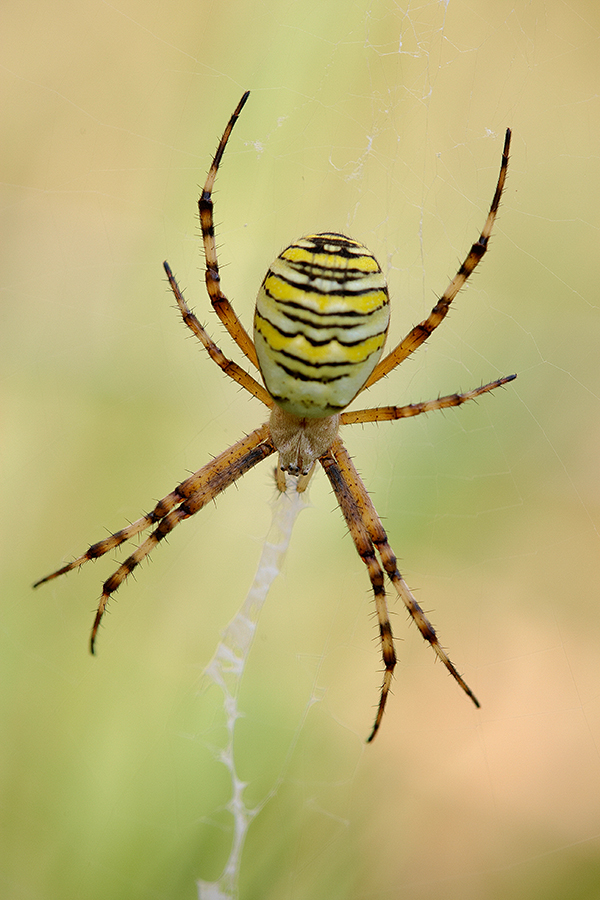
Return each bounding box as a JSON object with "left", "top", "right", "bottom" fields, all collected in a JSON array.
[{"left": 197, "top": 477, "right": 311, "bottom": 900}]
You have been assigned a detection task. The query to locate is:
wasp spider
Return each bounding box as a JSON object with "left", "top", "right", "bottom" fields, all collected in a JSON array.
[{"left": 35, "top": 92, "right": 514, "bottom": 741}]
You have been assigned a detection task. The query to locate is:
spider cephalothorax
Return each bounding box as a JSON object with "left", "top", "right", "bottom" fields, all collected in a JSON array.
[{"left": 35, "top": 92, "right": 514, "bottom": 741}]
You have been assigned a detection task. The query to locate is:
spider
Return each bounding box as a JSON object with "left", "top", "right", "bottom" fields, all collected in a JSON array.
[{"left": 35, "top": 91, "right": 515, "bottom": 741}]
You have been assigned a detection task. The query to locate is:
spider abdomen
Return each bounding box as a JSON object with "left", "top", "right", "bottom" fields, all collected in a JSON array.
[{"left": 254, "top": 233, "right": 390, "bottom": 418}]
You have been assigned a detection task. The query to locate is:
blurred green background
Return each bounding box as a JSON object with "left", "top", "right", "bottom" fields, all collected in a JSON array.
[{"left": 3, "top": 0, "right": 599, "bottom": 897}]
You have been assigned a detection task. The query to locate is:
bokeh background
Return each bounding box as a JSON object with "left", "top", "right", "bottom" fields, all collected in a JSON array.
[{"left": 3, "top": 0, "right": 599, "bottom": 897}]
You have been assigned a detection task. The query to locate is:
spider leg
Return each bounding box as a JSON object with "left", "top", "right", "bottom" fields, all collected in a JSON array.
[
  {"left": 33, "top": 507, "right": 175, "bottom": 587},
  {"left": 319, "top": 445, "right": 396, "bottom": 743},
  {"left": 325, "top": 437, "right": 480, "bottom": 741},
  {"left": 341, "top": 374, "right": 516, "bottom": 425},
  {"left": 363, "top": 128, "right": 511, "bottom": 391},
  {"left": 88, "top": 423, "right": 275, "bottom": 652},
  {"left": 198, "top": 91, "right": 260, "bottom": 370},
  {"left": 34, "top": 424, "right": 275, "bottom": 646},
  {"left": 34, "top": 424, "right": 272, "bottom": 588},
  {"left": 164, "top": 262, "right": 272, "bottom": 407}
]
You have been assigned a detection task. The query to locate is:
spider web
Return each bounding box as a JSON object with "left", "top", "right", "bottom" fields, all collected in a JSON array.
[
  {"left": 3, "top": 0, "right": 600, "bottom": 899},
  {"left": 197, "top": 480, "right": 311, "bottom": 900}
]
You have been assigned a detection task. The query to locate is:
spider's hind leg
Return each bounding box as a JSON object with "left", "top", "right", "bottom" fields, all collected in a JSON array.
[{"left": 163, "top": 262, "right": 272, "bottom": 408}]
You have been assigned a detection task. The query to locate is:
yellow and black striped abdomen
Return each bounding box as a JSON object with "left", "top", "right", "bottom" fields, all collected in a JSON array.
[{"left": 254, "top": 233, "right": 390, "bottom": 418}]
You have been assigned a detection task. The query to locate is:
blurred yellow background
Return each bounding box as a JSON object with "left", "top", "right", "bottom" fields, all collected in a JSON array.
[{"left": 2, "top": 0, "right": 599, "bottom": 897}]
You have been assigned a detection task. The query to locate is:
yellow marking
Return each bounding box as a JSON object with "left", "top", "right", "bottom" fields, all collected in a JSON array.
[
  {"left": 254, "top": 234, "right": 390, "bottom": 416},
  {"left": 281, "top": 244, "right": 381, "bottom": 274},
  {"left": 263, "top": 272, "right": 387, "bottom": 315},
  {"left": 255, "top": 315, "right": 385, "bottom": 365}
]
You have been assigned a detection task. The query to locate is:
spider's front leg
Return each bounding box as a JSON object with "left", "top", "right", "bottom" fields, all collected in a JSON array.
[
  {"left": 331, "top": 439, "right": 480, "bottom": 719},
  {"left": 35, "top": 423, "right": 276, "bottom": 653},
  {"left": 319, "top": 444, "right": 397, "bottom": 742}
]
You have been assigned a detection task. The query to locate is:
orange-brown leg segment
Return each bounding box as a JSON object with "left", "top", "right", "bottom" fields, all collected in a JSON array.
[
  {"left": 197, "top": 90, "right": 260, "bottom": 370},
  {"left": 34, "top": 424, "right": 272, "bottom": 586},
  {"left": 88, "top": 424, "right": 275, "bottom": 652},
  {"left": 35, "top": 423, "right": 276, "bottom": 652},
  {"left": 363, "top": 128, "right": 511, "bottom": 390},
  {"left": 322, "top": 437, "right": 480, "bottom": 741},
  {"left": 319, "top": 446, "right": 396, "bottom": 742},
  {"left": 163, "top": 262, "right": 271, "bottom": 407},
  {"left": 330, "top": 439, "right": 479, "bottom": 724},
  {"left": 341, "top": 374, "right": 516, "bottom": 425}
]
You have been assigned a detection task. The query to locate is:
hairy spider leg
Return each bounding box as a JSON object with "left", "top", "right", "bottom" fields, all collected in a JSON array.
[
  {"left": 364, "top": 128, "right": 512, "bottom": 390},
  {"left": 197, "top": 90, "right": 259, "bottom": 369},
  {"left": 341, "top": 375, "right": 516, "bottom": 425},
  {"left": 87, "top": 425, "right": 275, "bottom": 652}
]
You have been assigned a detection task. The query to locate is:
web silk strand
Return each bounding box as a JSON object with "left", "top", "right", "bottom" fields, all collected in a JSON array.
[{"left": 198, "top": 479, "right": 310, "bottom": 900}]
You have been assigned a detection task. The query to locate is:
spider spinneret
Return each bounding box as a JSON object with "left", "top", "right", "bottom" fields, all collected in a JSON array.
[{"left": 35, "top": 90, "right": 515, "bottom": 741}]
